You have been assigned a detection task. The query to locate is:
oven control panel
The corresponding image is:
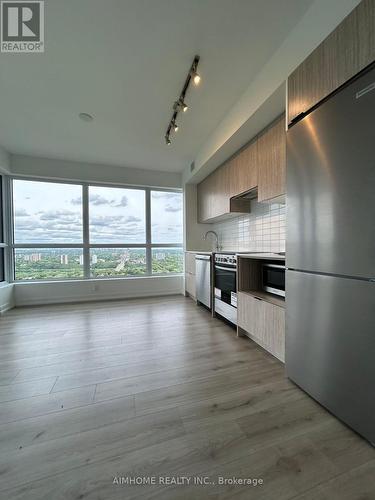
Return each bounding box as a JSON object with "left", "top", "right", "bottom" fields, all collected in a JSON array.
[{"left": 214, "top": 254, "right": 237, "bottom": 265}]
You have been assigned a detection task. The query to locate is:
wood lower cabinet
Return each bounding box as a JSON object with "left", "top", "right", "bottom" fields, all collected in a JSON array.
[
  {"left": 257, "top": 115, "right": 286, "bottom": 203},
  {"left": 185, "top": 252, "right": 196, "bottom": 299},
  {"left": 238, "top": 291, "right": 285, "bottom": 362},
  {"left": 288, "top": 0, "right": 375, "bottom": 124}
]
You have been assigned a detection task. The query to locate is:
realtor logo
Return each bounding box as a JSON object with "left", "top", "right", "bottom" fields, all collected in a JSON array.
[{"left": 1, "top": 1, "right": 44, "bottom": 52}]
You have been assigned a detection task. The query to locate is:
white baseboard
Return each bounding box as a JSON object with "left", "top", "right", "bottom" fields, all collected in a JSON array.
[
  {"left": 14, "top": 275, "right": 184, "bottom": 307},
  {"left": 15, "top": 289, "right": 183, "bottom": 307},
  {"left": 0, "top": 302, "right": 14, "bottom": 314}
]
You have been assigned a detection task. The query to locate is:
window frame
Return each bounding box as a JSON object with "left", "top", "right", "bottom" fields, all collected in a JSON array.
[
  {"left": 0, "top": 175, "right": 5, "bottom": 282},
  {"left": 10, "top": 177, "right": 183, "bottom": 282}
]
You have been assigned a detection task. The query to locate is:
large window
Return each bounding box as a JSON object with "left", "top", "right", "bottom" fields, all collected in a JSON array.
[
  {"left": 89, "top": 186, "right": 146, "bottom": 244},
  {"left": 11, "top": 179, "right": 183, "bottom": 281},
  {"left": 0, "top": 176, "right": 5, "bottom": 282}
]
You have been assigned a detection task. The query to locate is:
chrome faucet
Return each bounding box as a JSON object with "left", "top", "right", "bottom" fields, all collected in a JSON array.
[{"left": 203, "top": 230, "right": 221, "bottom": 252}]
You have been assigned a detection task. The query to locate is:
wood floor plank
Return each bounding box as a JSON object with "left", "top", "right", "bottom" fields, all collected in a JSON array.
[
  {"left": 0, "top": 377, "right": 57, "bottom": 403},
  {"left": 0, "top": 408, "right": 186, "bottom": 493},
  {"left": 0, "top": 394, "right": 135, "bottom": 453},
  {"left": 0, "top": 385, "right": 96, "bottom": 424}
]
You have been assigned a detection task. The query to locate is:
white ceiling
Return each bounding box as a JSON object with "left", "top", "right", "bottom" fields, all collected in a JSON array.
[{"left": 0, "top": 0, "right": 313, "bottom": 173}]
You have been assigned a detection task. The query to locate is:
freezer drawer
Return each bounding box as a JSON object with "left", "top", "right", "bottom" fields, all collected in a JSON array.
[{"left": 286, "top": 270, "right": 375, "bottom": 444}]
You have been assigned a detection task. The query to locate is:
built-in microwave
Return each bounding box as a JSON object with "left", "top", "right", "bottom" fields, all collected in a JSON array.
[{"left": 262, "top": 263, "right": 285, "bottom": 297}]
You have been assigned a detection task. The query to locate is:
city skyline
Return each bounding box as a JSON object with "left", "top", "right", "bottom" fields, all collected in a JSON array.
[{"left": 15, "top": 247, "right": 183, "bottom": 280}]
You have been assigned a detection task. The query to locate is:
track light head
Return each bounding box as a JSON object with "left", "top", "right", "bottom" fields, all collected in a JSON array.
[
  {"left": 165, "top": 135, "right": 171, "bottom": 145},
  {"left": 173, "top": 121, "right": 179, "bottom": 132},
  {"left": 192, "top": 71, "right": 201, "bottom": 85},
  {"left": 180, "top": 99, "right": 188, "bottom": 112}
]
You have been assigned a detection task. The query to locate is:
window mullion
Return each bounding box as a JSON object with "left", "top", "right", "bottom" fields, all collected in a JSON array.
[
  {"left": 145, "top": 188, "right": 151, "bottom": 275},
  {"left": 82, "top": 184, "right": 90, "bottom": 279},
  {"left": 5, "top": 176, "right": 14, "bottom": 282}
]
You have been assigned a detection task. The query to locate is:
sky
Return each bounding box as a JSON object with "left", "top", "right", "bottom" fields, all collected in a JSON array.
[{"left": 13, "top": 180, "right": 183, "bottom": 244}]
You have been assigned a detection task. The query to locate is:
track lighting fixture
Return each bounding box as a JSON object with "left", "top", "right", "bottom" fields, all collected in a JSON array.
[{"left": 164, "top": 55, "right": 200, "bottom": 145}]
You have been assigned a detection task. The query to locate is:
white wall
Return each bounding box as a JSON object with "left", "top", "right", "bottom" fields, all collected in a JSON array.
[
  {"left": 11, "top": 154, "right": 182, "bottom": 189},
  {"left": 14, "top": 275, "right": 183, "bottom": 307},
  {"left": 0, "top": 283, "right": 15, "bottom": 313}
]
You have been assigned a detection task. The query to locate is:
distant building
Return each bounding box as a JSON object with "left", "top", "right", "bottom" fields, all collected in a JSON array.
[
  {"left": 154, "top": 252, "right": 165, "bottom": 261},
  {"left": 79, "top": 255, "right": 84, "bottom": 266},
  {"left": 91, "top": 254, "right": 98, "bottom": 264},
  {"left": 60, "top": 255, "right": 69, "bottom": 265},
  {"left": 30, "top": 253, "right": 42, "bottom": 262},
  {"left": 122, "top": 250, "right": 130, "bottom": 262}
]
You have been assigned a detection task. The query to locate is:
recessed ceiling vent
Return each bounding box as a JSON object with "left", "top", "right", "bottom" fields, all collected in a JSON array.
[{"left": 190, "top": 161, "right": 195, "bottom": 172}]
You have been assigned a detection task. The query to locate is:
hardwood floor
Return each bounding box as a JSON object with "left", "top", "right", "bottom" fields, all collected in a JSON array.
[{"left": 0, "top": 295, "right": 374, "bottom": 499}]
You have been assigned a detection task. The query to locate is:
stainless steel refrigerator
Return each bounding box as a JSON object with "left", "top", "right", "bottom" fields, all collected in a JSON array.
[{"left": 286, "top": 64, "right": 375, "bottom": 444}]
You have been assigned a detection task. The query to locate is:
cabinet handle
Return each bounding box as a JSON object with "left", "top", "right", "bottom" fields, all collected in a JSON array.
[{"left": 254, "top": 296, "right": 263, "bottom": 301}]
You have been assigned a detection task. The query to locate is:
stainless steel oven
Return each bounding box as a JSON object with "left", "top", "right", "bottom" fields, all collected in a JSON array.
[
  {"left": 262, "top": 263, "right": 285, "bottom": 297},
  {"left": 214, "top": 253, "right": 237, "bottom": 325}
]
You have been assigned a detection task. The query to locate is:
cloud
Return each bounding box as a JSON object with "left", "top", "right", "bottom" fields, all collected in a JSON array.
[
  {"left": 14, "top": 208, "right": 30, "bottom": 217},
  {"left": 40, "top": 210, "right": 80, "bottom": 221},
  {"left": 114, "top": 196, "right": 128, "bottom": 208},
  {"left": 90, "top": 215, "right": 125, "bottom": 226},
  {"left": 152, "top": 192, "right": 181, "bottom": 200},
  {"left": 89, "top": 194, "right": 114, "bottom": 206},
  {"left": 123, "top": 216, "right": 141, "bottom": 223},
  {"left": 164, "top": 204, "right": 181, "bottom": 213},
  {"left": 72, "top": 194, "right": 128, "bottom": 208},
  {"left": 71, "top": 196, "right": 82, "bottom": 205}
]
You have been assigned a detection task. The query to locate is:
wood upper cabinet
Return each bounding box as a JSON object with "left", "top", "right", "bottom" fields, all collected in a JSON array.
[
  {"left": 197, "top": 115, "right": 286, "bottom": 221},
  {"left": 197, "top": 162, "right": 230, "bottom": 222},
  {"left": 288, "top": 0, "right": 375, "bottom": 124},
  {"left": 229, "top": 139, "right": 258, "bottom": 198},
  {"left": 197, "top": 161, "right": 251, "bottom": 223},
  {"left": 257, "top": 115, "right": 286, "bottom": 202}
]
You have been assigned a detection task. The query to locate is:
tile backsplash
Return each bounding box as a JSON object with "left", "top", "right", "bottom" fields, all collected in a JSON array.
[{"left": 212, "top": 200, "right": 286, "bottom": 253}]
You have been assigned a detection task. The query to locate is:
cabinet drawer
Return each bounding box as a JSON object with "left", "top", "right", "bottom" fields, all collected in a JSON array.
[{"left": 238, "top": 292, "right": 285, "bottom": 362}]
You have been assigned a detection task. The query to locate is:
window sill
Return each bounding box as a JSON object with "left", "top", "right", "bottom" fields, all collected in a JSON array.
[{"left": 0, "top": 281, "right": 13, "bottom": 289}]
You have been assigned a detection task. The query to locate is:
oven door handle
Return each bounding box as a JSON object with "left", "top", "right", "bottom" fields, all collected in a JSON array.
[{"left": 214, "top": 265, "right": 237, "bottom": 272}]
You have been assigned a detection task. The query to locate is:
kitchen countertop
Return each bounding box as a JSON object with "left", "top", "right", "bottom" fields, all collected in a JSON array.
[
  {"left": 237, "top": 252, "right": 285, "bottom": 261},
  {"left": 185, "top": 250, "right": 213, "bottom": 255},
  {"left": 186, "top": 250, "right": 285, "bottom": 260}
]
